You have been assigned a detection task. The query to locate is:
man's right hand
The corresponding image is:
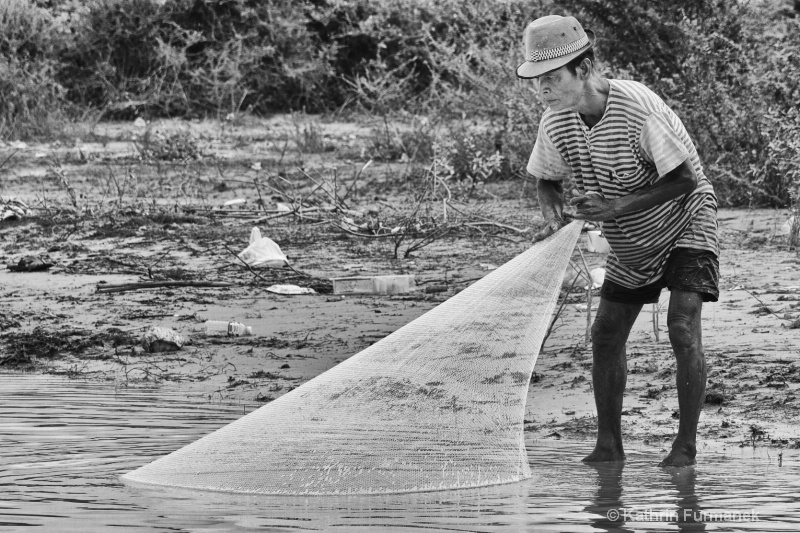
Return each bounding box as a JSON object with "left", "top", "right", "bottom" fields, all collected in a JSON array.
[{"left": 532, "top": 217, "right": 567, "bottom": 242}]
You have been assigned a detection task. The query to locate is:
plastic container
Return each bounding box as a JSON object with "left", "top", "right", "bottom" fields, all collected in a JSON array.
[
  {"left": 199, "top": 320, "right": 253, "bottom": 336},
  {"left": 371, "top": 275, "right": 415, "bottom": 295},
  {"left": 586, "top": 230, "right": 611, "bottom": 254},
  {"left": 332, "top": 275, "right": 416, "bottom": 295}
]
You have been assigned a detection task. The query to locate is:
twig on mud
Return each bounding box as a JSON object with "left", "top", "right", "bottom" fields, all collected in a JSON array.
[
  {"left": 96, "top": 281, "right": 235, "bottom": 293},
  {"left": 147, "top": 248, "right": 172, "bottom": 279},
  {"left": 223, "top": 241, "right": 312, "bottom": 280},
  {"left": 333, "top": 223, "right": 398, "bottom": 239},
  {"left": 403, "top": 226, "right": 454, "bottom": 258},
  {"left": 464, "top": 221, "right": 529, "bottom": 233},
  {"left": 541, "top": 261, "right": 583, "bottom": 351},
  {"left": 120, "top": 312, "right": 178, "bottom": 320},
  {"left": 297, "top": 167, "right": 346, "bottom": 209},
  {"left": 105, "top": 257, "right": 143, "bottom": 270},
  {"left": 252, "top": 177, "right": 269, "bottom": 214},
  {"left": 744, "top": 289, "right": 791, "bottom": 322},
  {"left": 0, "top": 149, "right": 18, "bottom": 173},
  {"left": 340, "top": 159, "right": 373, "bottom": 204},
  {"left": 576, "top": 246, "right": 594, "bottom": 346},
  {"left": 221, "top": 243, "right": 273, "bottom": 285}
]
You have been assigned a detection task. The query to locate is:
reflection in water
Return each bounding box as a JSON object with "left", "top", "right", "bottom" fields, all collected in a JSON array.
[
  {"left": 2, "top": 374, "right": 800, "bottom": 532},
  {"left": 669, "top": 467, "right": 706, "bottom": 532},
  {"left": 583, "top": 461, "right": 708, "bottom": 532},
  {"left": 583, "top": 462, "right": 636, "bottom": 533}
]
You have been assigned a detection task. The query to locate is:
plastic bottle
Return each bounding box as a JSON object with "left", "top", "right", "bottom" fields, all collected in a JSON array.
[
  {"left": 371, "top": 275, "right": 415, "bottom": 295},
  {"left": 199, "top": 320, "right": 253, "bottom": 337}
]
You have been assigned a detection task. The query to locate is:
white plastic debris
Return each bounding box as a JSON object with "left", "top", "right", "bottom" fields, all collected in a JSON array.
[
  {"left": 266, "top": 284, "right": 316, "bottom": 295},
  {"left": 584, "top": 267, "right": 606, "bottom": 289},
  {"left": 237, "top": 228, "right": 288, "bottom": 268},
  {"left": 586, "top": 230, "right": 611, "bottom": 253},
  {"left": 141, "top": 326, "right": 185, "bottom": 353},
  {"left": 1, "top": 198, "right": 31, "bottom": 221},
  {"left": 332, "top": 275, "right": 415, "bottom": 295},
  {"left": 250, "top": 162, "right": 262, "bottom": 171},
  {"left": 223, "top": 198, "right": 246, "bottom": 207},
  {"left": 276, "top": 202, "right": 292, "bottom": 212},
  {"left": 778, "top": 216, "right": 798, "bottom": 237},
  {"left": 134, "top": 117, "right": 147, "bottom": 128}
]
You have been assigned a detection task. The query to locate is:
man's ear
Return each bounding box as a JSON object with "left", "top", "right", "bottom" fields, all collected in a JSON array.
[{"left": 580, "top": 58, "right": 593, "bottom": 79}]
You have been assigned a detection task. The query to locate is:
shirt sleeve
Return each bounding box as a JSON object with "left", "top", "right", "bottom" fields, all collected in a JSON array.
[
  {"left": 639, "top": 112, "right": 691, "bottom": 177},
  {"left": 526, "top": 121, "right": 571, "bottom": 181}
]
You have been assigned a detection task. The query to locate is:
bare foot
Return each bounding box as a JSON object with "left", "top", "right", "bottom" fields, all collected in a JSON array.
[
  {"left": 659, "top": 442, "right": 697, "bottom": 467},
  {"left": 582, "top": 445, "right": 626, "bottom": 463}
]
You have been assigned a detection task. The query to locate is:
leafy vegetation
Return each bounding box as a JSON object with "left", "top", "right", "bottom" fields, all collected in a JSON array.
[{"left": 2, "top": 0, "right": 799, "bottom": 207}]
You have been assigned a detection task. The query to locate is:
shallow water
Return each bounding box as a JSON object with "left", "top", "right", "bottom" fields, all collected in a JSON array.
[{"left": 2, "top": 374, "right": 799, "bottom": 532}]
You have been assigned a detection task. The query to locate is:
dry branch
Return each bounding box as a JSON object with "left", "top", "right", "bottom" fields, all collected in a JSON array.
[{"left": 96, "top": 281, "right": 235, "bottom": 293}]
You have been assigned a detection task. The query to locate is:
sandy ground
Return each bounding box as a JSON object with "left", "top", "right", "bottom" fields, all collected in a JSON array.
[{"left": 1, "top": 115, "right": 798, "bottom": 457}]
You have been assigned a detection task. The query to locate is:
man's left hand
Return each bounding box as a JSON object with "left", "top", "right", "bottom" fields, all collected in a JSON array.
[{"left": 570, "top": 192, "right": 619, "bottom": 221}]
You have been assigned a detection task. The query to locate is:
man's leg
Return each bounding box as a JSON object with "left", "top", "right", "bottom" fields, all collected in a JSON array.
[
  {"left": 660, "top": 289, "right": 706, "bottom": 467},
  {"left": 583, "top": 297, "right": 643, "bottom": 463}
]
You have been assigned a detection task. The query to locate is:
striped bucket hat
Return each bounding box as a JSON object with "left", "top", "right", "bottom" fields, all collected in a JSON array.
[{"left": 516, "top": 15, "right": 596, "bottom": 79}]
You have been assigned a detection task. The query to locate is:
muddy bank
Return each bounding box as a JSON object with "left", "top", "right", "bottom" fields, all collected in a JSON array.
[{"left": 1, "top": 117, "right": 798, "bottom": 455}]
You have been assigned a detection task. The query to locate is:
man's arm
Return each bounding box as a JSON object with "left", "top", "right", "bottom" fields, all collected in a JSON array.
[
  {"left": 533, "top": 178, "right": 567, "bottom": 241},
  {"left": 571, "top": 159, "right": 697, "bottom": 221},
  {"left": 538, "top": 178, "right": 565, "bottom": 221}
]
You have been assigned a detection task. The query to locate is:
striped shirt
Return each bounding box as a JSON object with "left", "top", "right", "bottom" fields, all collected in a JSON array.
[{"left": 527, "top": 79, "right": 719, "bottom": 289}]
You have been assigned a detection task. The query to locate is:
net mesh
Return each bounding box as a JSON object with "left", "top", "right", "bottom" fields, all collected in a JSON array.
[{"left": 122, "top": 221, "right": 582, "bottom": 495}]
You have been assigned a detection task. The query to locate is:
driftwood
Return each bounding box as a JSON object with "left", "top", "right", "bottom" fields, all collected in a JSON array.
[{"left": 96, "top": 281, "right": 235, "bottom": 293}]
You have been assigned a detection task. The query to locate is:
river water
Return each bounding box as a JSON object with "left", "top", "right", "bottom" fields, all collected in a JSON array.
[{"left": 2, "top": 374, "right": 799, "bottom": 532}]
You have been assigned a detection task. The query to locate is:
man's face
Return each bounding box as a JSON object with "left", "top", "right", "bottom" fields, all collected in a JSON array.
[{"left": 534, "top": 65, "right": 582, "bottom": 111}]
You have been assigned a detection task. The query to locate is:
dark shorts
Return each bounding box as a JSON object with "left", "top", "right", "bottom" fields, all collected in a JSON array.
[{"left": 600, "top": 248, "right": 719, "bottom": 305}]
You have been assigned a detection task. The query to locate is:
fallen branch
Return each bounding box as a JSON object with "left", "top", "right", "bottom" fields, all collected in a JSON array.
[
  {"left": 333, "top": 223, "right": 398, "bottom": 239},
  {"left": 464, "top": 221, "right": 530, "bottom": 233},
  {"left": 744, "top": 289, "right": 791, "bottom": 322},
  {"left": 96, "top": 281, "right": 235, "bottom": 293}
]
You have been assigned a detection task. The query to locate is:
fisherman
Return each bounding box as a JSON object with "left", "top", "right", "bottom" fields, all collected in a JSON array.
[{"left": 520, "top": 15, "right": 719, "bottom": 466}]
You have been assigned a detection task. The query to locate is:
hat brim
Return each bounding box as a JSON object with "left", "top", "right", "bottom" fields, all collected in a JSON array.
[{"left": 516, "top": 30, "right": 596, "bottom": 79}]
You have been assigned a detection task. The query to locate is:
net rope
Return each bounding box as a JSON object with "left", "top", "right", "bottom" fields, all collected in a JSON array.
[{"left": 122, "top": 221, "right": 582, "bottom": 495}]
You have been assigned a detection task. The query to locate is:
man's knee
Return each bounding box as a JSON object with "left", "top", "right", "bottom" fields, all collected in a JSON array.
[
  {"left": 592, "top": 314, "right": 627, "bottom": 351},
  {"left": 667, "top": 314, "right": 701, "bottom": 355}
]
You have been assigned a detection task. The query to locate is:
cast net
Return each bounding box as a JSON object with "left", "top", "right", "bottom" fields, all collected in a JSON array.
[{"left": 122, "top": 221, "right": 582, "bottom": 495}]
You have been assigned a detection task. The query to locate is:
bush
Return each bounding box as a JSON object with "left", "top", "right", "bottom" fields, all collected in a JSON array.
[
  {"left": 1, "top": 0, "right": 799, "bottom": 207},
  {"left": 0, "top": 56, "right": 71, "bottom": 140},
  {"left": 0, "top": 0, "right": 60, "bottom": 60},
  {"left": 0, "top": 0, "right": 73, "bottom": 139},
  {"left": 134, "top": 127, "right": 203, "bottom": 161}
]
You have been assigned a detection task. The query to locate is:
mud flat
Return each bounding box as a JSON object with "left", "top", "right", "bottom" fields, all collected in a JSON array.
[{"left": 1, "top": 117, "right": 798, "bottom": 453}]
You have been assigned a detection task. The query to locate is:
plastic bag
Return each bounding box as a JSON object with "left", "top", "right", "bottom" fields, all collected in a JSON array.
[
  {"left": 266, "top": 284, "right": 316, "bottom": 295},
  {"left": 583, "top": 267, "right": 606, "bottom": 289},
  {"left": 237, "top": 228, "right": 288, "bottom": 268},
  {"left": 141, "top": 327, "right": 185, "bottom": 353}
]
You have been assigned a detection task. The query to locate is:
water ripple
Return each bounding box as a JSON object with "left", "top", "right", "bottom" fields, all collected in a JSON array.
[{"left": 2, "top": 374, "right": 799, "bottom": 532}]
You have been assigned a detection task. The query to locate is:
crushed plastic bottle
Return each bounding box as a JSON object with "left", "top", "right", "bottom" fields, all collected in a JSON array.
[{"left": 199, "top": 320, "right": 253, "bottom": 337}]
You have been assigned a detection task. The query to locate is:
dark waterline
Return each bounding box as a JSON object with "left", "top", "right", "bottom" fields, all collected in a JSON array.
[{"left": 2, "top": 374, "right": 799, "bottom": 532}]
